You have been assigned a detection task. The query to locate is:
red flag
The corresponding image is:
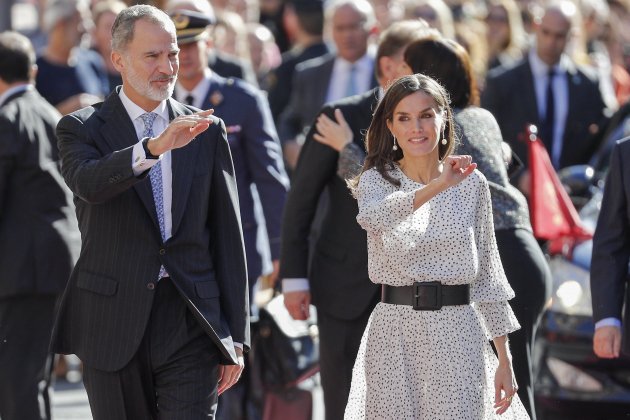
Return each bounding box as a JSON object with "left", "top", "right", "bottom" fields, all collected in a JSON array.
[{"left": 526, "top": 125, "right": 592, "bottom": 247}]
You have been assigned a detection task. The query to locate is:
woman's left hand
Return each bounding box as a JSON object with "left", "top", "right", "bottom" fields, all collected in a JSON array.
[{"left": 494, "top": 360, "right": 518, "bottom": 415}]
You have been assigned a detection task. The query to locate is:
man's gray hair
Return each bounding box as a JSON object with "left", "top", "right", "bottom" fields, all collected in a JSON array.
[
  {"left": 111, "top": 5, "right": 175, "bottom": 52},
  {"left": 43, "top": 0, "right": 88, "bottom": 33},
  {"left": 325, "top": 0, "right": 377, "bottom": 30}
]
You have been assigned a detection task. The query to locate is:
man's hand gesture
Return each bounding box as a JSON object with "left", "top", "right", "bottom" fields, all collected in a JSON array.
[{"left": 147, "top": 109, "right": 215, "bottom": 156}]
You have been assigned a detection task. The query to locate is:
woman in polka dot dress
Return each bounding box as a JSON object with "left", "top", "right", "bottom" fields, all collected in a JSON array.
[{"left": 344, "top": 74, "right": 530, "bottom": 420}]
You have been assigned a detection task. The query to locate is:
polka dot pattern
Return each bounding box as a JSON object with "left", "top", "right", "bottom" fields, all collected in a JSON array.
[{"left": 344, "top": 166, "right": 529, "bottom": 419}]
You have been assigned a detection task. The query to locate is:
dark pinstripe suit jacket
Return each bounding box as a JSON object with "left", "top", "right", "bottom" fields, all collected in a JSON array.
[
  {"left": 50, "top": 91, "right": 249, "bottom": 371},
  {"left": 201, "top": 73, "right": 288, "bottom": 281}
]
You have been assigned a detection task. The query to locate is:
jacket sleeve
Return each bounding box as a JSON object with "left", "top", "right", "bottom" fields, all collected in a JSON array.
[
  {"left": 57, "top": 112, "right": 145, "bottom": 204},
  {"left": 0, "top": 115, "right": 17, "bottom": 216},
  {"left": 209, "top": 118, "right": 250, "bottom": 348},
  {"left": 590, "top": 140, "right": 630, "bottom": 323},
  {"left": 278, "top": 106, "right": 338, "bottom": 279},
  {"left": 241, "top": 89, "right": 289, "bottom": 261}
]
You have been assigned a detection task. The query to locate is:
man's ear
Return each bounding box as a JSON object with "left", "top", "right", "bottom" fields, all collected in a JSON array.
[
  {"left": 111, "top": 50, "right": 124, "bottom": 73},
  {"left": 29, "top": 64, "right": 38, "bottom": 82}
]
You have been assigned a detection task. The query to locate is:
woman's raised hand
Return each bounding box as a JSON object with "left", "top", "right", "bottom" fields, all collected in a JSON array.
[
  {"left": 313, "top": 108, "right": 353, "bottom": 152},
  {"left": 438, "top": 155, "right": 477, "bottom": 189}
]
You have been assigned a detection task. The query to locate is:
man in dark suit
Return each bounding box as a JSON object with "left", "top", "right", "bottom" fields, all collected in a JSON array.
[
  {"left": 0, "top": 30, "right": 80, "bottom": 420},
  {"left": 281, "top": 20, "right": 437, "bottom": 420},
  {"left": 277, "top": 0, "right": 378, "bottom": 170},
  {"left": 267, "top": 0, "right": 329, "bottom": 122},
  {"left": 171, "top": 9, "right": 289, "bottom": 418},
  {"left": 50, "top": 6, "right": 249, "bottom": 419},
  {"left": 481, "top": 0, "right": 609, "bottom": 195},
  {"left": 591, "top": 136, "right": 630, "bottom": 359}
]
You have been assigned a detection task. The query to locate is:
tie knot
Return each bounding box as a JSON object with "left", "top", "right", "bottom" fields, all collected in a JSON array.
[
  {"left": 547, "top": 68, "right": 556, "bottom": 78},
  {"left": 140, "top": 112, "right": 158, "bottom": 131}
]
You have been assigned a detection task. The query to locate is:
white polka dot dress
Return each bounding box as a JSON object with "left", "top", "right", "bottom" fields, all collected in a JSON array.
[{"left": 344, "top": 166, "right": 530, "bottom": 420}]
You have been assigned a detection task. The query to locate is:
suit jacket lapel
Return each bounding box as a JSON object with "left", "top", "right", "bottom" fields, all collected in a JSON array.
[
  {"left": 521, "top": 62, "right": 540, "bottom": 124},
  {"left": 168, "top": 98, "right": 199, "bottom": 238},
  {"left": 314, "top": 56, "right": 335, "bottom": 111},
  {"left": 96, "top": 92, "right": 161, "bottom": 228}
]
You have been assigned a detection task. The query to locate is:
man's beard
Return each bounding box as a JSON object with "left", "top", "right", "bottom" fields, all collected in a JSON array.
[{"left": 125, "top": 60, "right": 177, "bottom": 102}]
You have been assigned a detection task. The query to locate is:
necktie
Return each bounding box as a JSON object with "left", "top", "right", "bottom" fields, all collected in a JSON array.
[
  {"left": 185, "top": 94, "right": 194, "bottom": 106},
  {"left": 542, "top": 68, "right": 555, "bottom": 159},
  {"left": 140, "top": 112, "right": 168, "bottom": 279},
  {"left": 346, "top": 64, "right": 358, "bottom": 97}
]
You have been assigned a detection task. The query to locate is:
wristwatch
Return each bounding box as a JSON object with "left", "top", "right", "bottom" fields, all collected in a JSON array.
[{"left": 142, "top": 137, "right": 160, "bottom": 159}]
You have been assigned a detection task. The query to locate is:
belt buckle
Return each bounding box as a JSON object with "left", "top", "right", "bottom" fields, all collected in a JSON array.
[{"left": 413, "top": 281, "right": 442, "bottom": 311}]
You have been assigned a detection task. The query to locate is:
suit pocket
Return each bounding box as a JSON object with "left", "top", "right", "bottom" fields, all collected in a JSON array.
[
  {"left": 76, "top": 271, "right": 118, "bottom": 296},
  {"left": 195, "top": 281, "right": 220, "bottom": 298}
]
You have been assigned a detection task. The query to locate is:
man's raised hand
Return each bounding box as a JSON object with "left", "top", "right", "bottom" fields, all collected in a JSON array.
[{"left": 146, "top": 109, "right": 215, "bottom": 156}]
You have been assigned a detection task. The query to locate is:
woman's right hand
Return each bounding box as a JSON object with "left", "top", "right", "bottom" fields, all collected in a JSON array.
[{"left": 437, "top": 155, "right": 476, "bottom": 188}]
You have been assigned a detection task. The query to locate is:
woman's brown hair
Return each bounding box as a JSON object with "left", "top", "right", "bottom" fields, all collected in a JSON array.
[{"left": 404, "top": 37, "right": 478, "bottom": 109}]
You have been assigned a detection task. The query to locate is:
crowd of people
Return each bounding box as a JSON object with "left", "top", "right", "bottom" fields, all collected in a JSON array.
[{"left": 1, "top": 0, "right": 630, "bottom": 418}]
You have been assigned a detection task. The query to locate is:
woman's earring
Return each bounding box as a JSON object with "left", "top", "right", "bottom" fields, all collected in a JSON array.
[
  {"left": 392, "top": 135, "right": 399, "bottom": 151},
  {"left": 441, "top": 137, "right": 447, "bottom": 145}
]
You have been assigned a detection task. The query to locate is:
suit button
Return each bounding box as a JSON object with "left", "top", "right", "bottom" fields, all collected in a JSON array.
[
  {"left": 147, "top": 282, "right": 155, "bottom": 290},
  {"left": 159, "top": 248, "right": 166, "bottom": 255}
]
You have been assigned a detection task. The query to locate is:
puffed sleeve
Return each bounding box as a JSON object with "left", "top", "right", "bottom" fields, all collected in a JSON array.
[
  {"left": 355, "top": 168, "right": 416, "bottom": 234},
  {"left": 470, "top": 172, "right": 520, "bottom": 338}
]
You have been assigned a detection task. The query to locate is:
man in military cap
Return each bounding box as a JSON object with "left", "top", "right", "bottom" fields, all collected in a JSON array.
[
  {"left": 170, "top": 5, "right": 290, "bottom": 419},
  {"left": 267, "top": 0, "right": 329, "bottom": 122},
  {"left": 166, "top": 0, "right": 258, "bottom": 86}
]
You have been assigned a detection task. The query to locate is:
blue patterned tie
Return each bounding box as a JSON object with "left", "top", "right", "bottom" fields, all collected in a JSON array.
[{"left": 140, "top": 112, "right": 167, "bottom": 279}]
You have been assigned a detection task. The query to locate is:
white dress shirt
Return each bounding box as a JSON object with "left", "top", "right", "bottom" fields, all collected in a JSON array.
[
  {"left": 326, "top": 54, "right": 374, "bottom": 103},
  {"left": 122, "top": 88, "right": 173, "bottom": 241},
  {"left": 529, "top": 49, "right": 569, "bottom": 168}
]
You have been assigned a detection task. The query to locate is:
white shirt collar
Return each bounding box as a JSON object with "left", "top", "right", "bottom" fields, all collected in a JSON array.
[
  {"left": 118, "top": 86, "right": 169, "bottom": 123},
  {"left": 336, "top": 53, "right": 372, "bottom": 73},
  {"left": 528, "top": 48, "right": 569, "bottom": 77},
  {"left": 0, "top": 84, "right": 32, "bottom": 107}
]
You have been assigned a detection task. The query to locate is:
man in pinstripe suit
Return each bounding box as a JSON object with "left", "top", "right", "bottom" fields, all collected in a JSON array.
[{"left": 50, "top": 5, "right": 249, "bottom": 419}]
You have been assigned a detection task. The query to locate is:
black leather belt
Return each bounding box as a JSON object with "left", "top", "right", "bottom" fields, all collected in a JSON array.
[{"left": 381, "top": 282, "right": 470, "bottom": 311}]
